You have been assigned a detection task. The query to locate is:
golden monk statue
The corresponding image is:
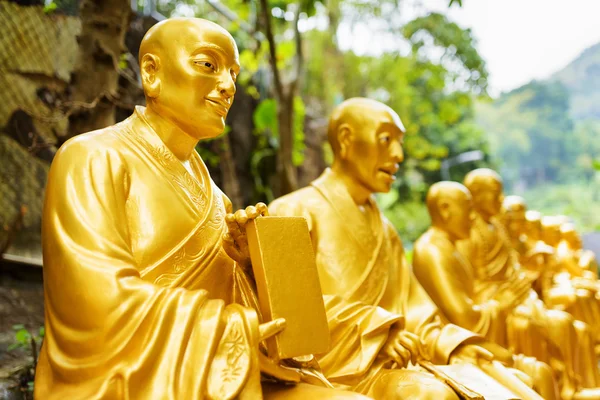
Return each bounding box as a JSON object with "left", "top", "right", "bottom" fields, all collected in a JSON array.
[
  {"left": 556, "top": 222, "right": 598, "bottom": 279},
  {"left": 501, "top": 197, "right": 557, "bottom": 297},
  {"left": 501, "top": 199, "right": 600, "bottom": 339},
  {"left": 413, "top": 182, "right": 557, "bottom": 399},
  {"left": 270, "top": 98, "right": 550, "bottom": 400},
  {"left": 415, "top": 169, "right": 600, "bottom": 399},
  {"left": 34, "top": 18, "right": 369, "bottom": 400}
]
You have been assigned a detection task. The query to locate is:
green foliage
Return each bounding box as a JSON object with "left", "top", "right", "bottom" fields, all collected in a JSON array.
[
  {"left": 552, "top": 42, "right": 600, "bottom": 120},
  {"left": 377, "top": 190, "right": 431, "bottom": 244},
  {"left": 253, "top": 96, "right": 306, "bottom": 166},
  {"left": 8, "top": 324, "right": 44, "bottom": 352},
  {"left": 521, "top": 182, "right": 600, "bottom": 234},
  {"left": 402, "top": 13, "right": 488, "bottom": 94},
  {"left": 43, "top": 2, "right": 58, "bottom": 14},
  {"left": 477, "top": 80, "right": 600, "bottom": 189}
]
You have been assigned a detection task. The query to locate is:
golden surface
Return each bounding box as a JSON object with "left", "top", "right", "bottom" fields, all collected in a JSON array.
[
  {"left": 247, "top": 216, "right": 330, "bottom": 360},
  {"left": 501, "top": 199, "right": 600, "bottom": 342},
  {"left": 270, "top": 98, "right": 541, "bottom": 400},
  {"left": 414, "top": 172, "right": 600, "bottom": 399},
  {"left": 34, "top": 18, "right": 368, "bottom": 400}
]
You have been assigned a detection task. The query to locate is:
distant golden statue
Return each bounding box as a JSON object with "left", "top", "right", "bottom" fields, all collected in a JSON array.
[
  {"left": 270, "top": 98, "right": 549, "bottom": 400},
  {"left": 501, "top": 198, "right": 600, "bottom": 340},
  {"left": 34, "top": 18, "right": 368, "bottom": 400},
  {"left": 413, "top": 169, "right": 600, "bottom": 399}
]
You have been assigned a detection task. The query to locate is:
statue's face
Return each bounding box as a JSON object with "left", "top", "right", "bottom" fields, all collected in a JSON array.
[
  {"left": 475, "top": 180, "right": 503, "bottom": 217},
  {"left": 504, "top": 209, "right": 526, "bottom": 239},
  {"left": 445, "top": 193, "right": 474, "bottom": 240},
  {"left": 345, "top": 109, "right": 405, "bottom": 194},
  {"left": 542, "top": 219, "right": 562, "bottom": 246},
  {"left": 151, "top": 23, "right": 240, "bottom": 139},
  {"left": 563, "top": 226, "right": 583, "bottom": 249}
]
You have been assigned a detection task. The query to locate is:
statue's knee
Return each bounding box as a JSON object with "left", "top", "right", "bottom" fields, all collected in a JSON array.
[{"left": 546, "top": 309, "right": 573, "bottom": 328}]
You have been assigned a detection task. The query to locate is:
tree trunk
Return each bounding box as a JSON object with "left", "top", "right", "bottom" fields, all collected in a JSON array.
[
  {"left": 66, "top": 0, "right": 131, "bottom": 140},
  {"left": 277, "top": 90, "right": 298, "bottom": 196},
  {"left": 216, "top": 135, "right": 243, "bottom": 209}
]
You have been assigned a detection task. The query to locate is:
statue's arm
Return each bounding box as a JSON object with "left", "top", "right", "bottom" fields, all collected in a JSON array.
[{"left": 412, "top": 243, "right": 496, "bottom": 334}]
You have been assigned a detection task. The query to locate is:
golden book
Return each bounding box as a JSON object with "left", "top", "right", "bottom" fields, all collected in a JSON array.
[{"left": 247, "top": 216, "right": 330, "bottom": 360}]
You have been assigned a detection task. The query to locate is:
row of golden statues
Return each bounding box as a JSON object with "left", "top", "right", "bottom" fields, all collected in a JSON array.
[{"left": 33, "top": 18, "right": 600, "bottom": 399}]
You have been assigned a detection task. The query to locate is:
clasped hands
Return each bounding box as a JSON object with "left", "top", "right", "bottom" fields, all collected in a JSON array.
[{"left": 382, "top": 327, "right": 494, "bottom": 368}]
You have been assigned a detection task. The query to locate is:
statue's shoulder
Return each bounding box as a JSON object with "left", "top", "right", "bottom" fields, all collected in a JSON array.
[
  {"left": 414, "top": 230, "right": 449, "bottom": 258},
  {"left": 51, "top": 125, "right": 129, "bottom": 178},
  {"left": 269, "top": 186, "right": 321, "bottom": 215}
]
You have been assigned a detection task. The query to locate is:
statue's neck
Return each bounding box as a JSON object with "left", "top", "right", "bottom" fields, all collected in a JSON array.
[
  {"left": 141, "top": 107, "right": 199, "bottom": 161},
  {"left": 330, "top": 165, "right": 372, "bottom": 206}
]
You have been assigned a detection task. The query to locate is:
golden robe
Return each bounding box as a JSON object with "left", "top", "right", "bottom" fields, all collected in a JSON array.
[
  {"left": 36, "top": 107, "right": 344, "bottom": 400},
  {"left": 270, "top": 169, "right": 477, "bottom": 396},
  {"left": 455, "top": 215, "right": 600, "bottom": 393}
]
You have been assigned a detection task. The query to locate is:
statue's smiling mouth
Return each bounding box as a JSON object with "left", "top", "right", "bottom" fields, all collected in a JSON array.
[
  {"left": 378, "top": 167, "right": 398, "bottom": 178},
  {"left": 206, "top": 98, "right": 230, "bottom": 116}
]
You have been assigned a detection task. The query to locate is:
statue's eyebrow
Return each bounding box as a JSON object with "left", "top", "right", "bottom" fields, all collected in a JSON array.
[
  {"left": 191, "top": 42, "right": 225, "bottom": 53},
  {"left": 190, "top": 42, "right": 241, "bottom": 70}
]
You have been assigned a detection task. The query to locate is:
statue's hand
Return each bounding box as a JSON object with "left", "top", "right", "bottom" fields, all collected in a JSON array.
[
  {"left": 495, "top": 277, "right": 531, "bottom": 311},
  {"left": 449, "top": 343, "right": 494, "bottom": 365},
  {"left": 223, "top": 203, "right": 269, "bottom": 269},
  {"left": 381, "top": 328, "right": 421, "bottom": 368}
]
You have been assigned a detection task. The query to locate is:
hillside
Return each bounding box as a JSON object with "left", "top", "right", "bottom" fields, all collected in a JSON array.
[{"left": 552, "top": 42, "right": 600, "bottom": 120}]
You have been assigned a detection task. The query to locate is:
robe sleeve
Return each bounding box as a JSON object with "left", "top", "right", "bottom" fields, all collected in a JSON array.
[
  {"left": 411, "top": 237, "right": 503, "bottom": 354},
  {"left": 35, "top": 135, "right": 261, "bottom": 400}
]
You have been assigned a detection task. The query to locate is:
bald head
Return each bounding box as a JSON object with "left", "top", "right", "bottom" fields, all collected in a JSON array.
[
  {"left": 327, "top": 98, "right": 405, "bottom": 155},
  {"left": 140, "top": 18, "right": 235, "bottom": 63},
  {"left": 542, "top": 216, "right": 563, "bottom": 246},
  {"left": 463, "top": 168, "right": 503, "bottom": 195},
  {"left": 503, "top": 196, "right": 527, "bottom": 213},
  {"left": 463, "top": 168, "right": 504, "bottom": 220},
  {"left": 525, "top": 210, "right": 543, "bottom": 239},
  {"left": 427, "top": 181, "right": 473, "bottom": 240},
  {"left": 427, "top": 182, "right": 471, "bottom": 216}
]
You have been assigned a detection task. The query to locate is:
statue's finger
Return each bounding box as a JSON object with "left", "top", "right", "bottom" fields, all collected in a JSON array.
[
  {"left": 259, "top": 318, "right": 287, "bottom": 341},
  {"left": 225, "top": 216, "right": 244, "bottom": 240},
  {"left": 256, "top": 202, "right": 269, "bottom": 216},
  {"left": 245, "top": 205, "right": 259, "bottom": 219},
  {"left": 234, "top": 209, "right": 249, "bottom": 226}
]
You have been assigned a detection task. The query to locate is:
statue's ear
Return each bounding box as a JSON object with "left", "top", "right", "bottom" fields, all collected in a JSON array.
[
  {"left": 338, "top": 124, "right": 353, "bottom": 160},
  {"left": 439, "top": 200, "right": 451, "bottom": 222},
  {"left": 141, "top": 53, "right": 161, "bottom": 98}
]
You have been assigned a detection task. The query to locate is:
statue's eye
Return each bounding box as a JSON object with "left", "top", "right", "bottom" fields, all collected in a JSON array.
[
  {"left": 379, "top": 135, "right": 391, "bottom": 143},
  {"left": 196, "top": 60, "right": 216, "bottom": 71}
]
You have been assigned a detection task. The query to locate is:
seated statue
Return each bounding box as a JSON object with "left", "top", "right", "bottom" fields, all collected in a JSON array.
[
  {"left": 501, "top": 198, "right": 600, "bottom": 339},
  {"left": 420, "top": 169, "right": 600, "bottom": 399},
  {"left": 501, "top": 197, "right": 559, "bottom": 298},
  {"left": 558, "top": 222, "right": 598, "bottom": 278},
  {"left": 34, "top": 18, "right": 368, "bottom": 400},
  {"left": 270, "top": 98, "right": 550, "bottom": 400}
]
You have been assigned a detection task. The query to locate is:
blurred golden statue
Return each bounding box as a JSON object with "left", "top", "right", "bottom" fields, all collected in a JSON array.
[
  {"left": 413, "top": 169, "right": 600, "bottom": 399},
  {"left": 270, "top": 98, "right": 549, "bottom": 400},
  {"left": 501, "top": 199, "right": 600, "bottom": 332},
  {"left": 34, "top": 18, "right": 368, "bottom": 400}
]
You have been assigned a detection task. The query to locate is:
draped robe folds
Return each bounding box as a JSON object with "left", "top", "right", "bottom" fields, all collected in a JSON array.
[
  {"left": 455, "top": 214, "right": 600, "bottom": 391},
  {"left": 412, "top": 230, "right": 508, "bottom": 347},
  {"left": 269, "top": 169, "right": 477, "bottom": 395},
  {"left": 35, "top": 107, "right": 266, "bottom": 399}
]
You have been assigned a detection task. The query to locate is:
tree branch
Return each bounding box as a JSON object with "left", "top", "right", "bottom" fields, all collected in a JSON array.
[
  {"left": 259, "top": 0, "right": 284, "bottom": 99},
  {"left": 290, "top": 4, "right": 304, "bottom": 94}
]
